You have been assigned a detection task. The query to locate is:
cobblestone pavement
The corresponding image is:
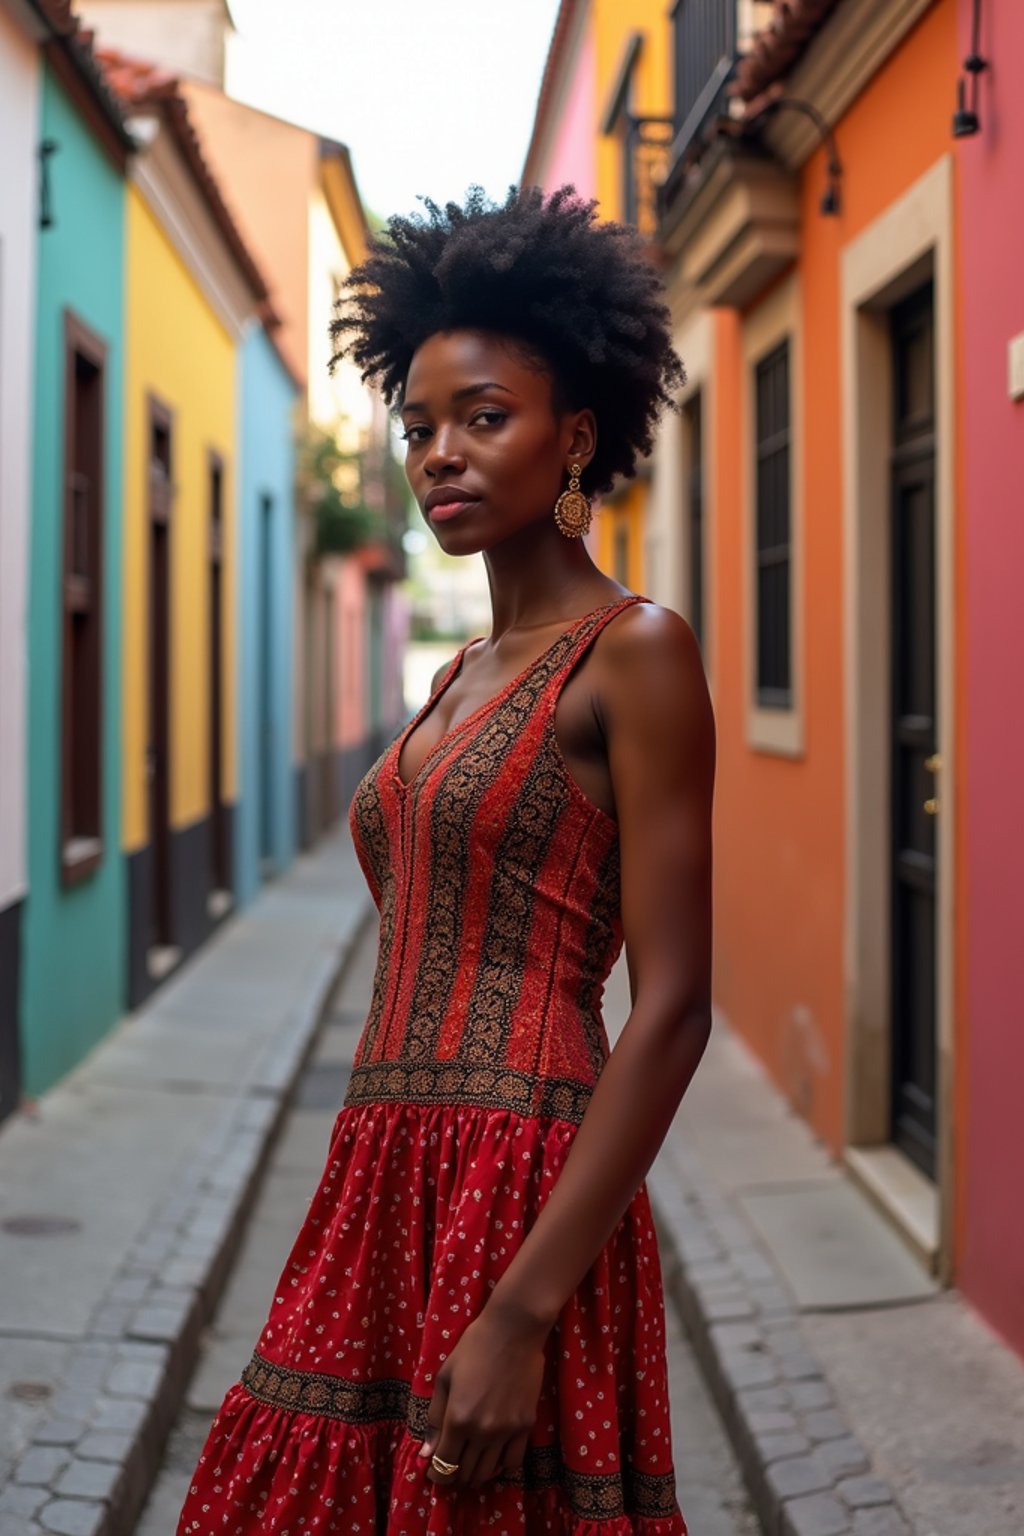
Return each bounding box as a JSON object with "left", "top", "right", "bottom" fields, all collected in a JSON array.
[
  {"left": 132, "top": 922, "right": 761, "bottom": 1536},
  {"left": 0, "top": 831, "right": 368, "bottom": 1536}
]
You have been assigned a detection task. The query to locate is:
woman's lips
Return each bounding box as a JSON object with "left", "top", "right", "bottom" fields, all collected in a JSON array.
[{"left": 426, "top": 497, "right": 481, "bottom": 523}]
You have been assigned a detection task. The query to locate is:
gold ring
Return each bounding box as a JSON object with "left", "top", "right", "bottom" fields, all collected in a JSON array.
[{"left": 430, "top": 1453, "right": 460, "bottom": 1476}]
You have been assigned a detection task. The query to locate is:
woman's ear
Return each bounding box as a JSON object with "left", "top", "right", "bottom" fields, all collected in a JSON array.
[{"left": 567, "top": 408, "right": 597, "bottom": 468}]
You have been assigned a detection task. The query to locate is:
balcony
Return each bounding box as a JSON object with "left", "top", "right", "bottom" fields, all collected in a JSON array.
[{"left": 657, "top": 0, "right": 799, "bottom": 309}]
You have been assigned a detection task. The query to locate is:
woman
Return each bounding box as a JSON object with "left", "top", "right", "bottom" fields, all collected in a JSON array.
[{"left": 178, "top": 184, "right": 715, "bottom": 1535}]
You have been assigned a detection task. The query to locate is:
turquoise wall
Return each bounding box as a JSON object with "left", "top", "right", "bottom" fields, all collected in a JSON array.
[
  {"left": 23, "top": 67, "right": 126, "bottom": 1094},
  {"left": 235, "top": 326, "right": 297, "bottom": 904}
]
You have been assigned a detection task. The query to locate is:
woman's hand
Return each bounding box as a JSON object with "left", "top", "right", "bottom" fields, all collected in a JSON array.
[{"left": 419, "top": 1301, "right": 548, "bottom": 1489}]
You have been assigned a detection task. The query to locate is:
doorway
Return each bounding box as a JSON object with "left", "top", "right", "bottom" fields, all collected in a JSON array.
[
  {"left": 147, "top": 401, "right": 174, "bottom": 962},
  {"left": 259, "top": 493, "right": 275, "bottom": 873},
  {"left": 841, "top": 155, "right": 955, "bottom": 1275},
  {"left": 888, "top": 283, "right": 938, "bottom": 1180},
  {"left": 208, "top": 454, "right": 229, "bottom": 903}
]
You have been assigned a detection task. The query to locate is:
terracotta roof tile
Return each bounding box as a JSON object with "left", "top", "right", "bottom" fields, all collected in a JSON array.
[
  {"left": 28, "top": 0, "right": 134, "bottom": 151},
  {"left": 734, "top": 0, "right": 843, "bottom": 103},
  {"left": 96, "top": 47, "right": 278, "bottom": 319}
]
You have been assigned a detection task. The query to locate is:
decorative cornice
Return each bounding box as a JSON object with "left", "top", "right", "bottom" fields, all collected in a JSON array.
[
  {"left": 750, "top": 0, "right": 937, "bottom": 166},
  {"left": 660, "top": 137, "right": 799, "bottom": 310}
]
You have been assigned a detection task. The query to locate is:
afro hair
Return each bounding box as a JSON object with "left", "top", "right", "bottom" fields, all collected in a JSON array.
[{"left": 328, "top": 183, "right": 685, "bottom": 498}]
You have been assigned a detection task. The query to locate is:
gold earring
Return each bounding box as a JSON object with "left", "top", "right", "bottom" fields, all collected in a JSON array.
[{"left": 553, "top": 463, "right": 592, "bottom": 538}]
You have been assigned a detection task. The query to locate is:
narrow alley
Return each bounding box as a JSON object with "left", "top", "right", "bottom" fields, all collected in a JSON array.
[{"left": 132, "top": 917, "right": 760, "bottom": 1536}]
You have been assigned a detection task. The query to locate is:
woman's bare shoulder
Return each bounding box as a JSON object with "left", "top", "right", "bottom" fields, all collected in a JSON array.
[
  {"left": 601, "top": 599, "right": 704, "bottom": 681},
  {"left": 592, "top": 599, "right": 713, "bottom": 745}
]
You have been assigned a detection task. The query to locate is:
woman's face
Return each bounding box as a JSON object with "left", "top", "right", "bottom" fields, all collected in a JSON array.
[{"left": 399, "top": 328, "right": 594, "bottom": 555}]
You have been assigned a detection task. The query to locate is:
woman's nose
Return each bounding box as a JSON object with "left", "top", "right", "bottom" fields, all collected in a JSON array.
[{"left": 423, "top": 426, "right": 466, "bottom": 477}]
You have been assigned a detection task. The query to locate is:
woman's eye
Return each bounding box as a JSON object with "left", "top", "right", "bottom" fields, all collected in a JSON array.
[
  {"left": 399, "top": 425, "right": 429, "bottom": 442},
  {"left": 472, "top": 410, "right": 506, "bottom": 427}
]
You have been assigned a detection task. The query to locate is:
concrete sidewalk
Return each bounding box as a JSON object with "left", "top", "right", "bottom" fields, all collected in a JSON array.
[
  {"left": 618, "top": 959, "right": 1024, "bottom": 1536},
  {"left": 0, "top": 828, "right": 372, "bottom": 1536}
]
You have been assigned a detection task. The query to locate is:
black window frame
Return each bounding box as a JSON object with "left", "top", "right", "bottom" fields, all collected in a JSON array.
[
  {"left": 753, "top": 338, "right": 792, "bottom": 709},
  {"left": 60, "top": 309, "right": 107, "bottom": 886},
  {"left": 684, "top": 390, "right": 705, "bottom": 651}
]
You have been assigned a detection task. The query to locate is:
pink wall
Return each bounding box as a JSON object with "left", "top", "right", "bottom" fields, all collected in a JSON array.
[
  {"left": 540, "top": 24, "right": 597, "bottom": 198},
  {"left": 335, "top": 558, "right": 366, "bottom": 751},
  {"left": 957, "top": 0, "right": 1024, "bottom": 1358}
]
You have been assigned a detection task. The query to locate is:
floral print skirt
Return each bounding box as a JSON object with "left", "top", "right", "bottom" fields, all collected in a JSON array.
[{"left": 176, "top": 1100, "right": 687, "bottom": 1534}]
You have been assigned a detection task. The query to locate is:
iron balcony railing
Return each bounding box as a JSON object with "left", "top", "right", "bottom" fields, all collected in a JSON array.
[
  {"left": 659, "top": 0, "right": 743, "bottom": 215},
  {"left": 622, "top": 114, "right": 675, "bottom": 236}
]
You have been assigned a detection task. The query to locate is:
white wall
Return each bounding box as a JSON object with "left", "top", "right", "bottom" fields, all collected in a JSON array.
[
  {"left": 306, "top": 188, "right": 371, "bottom": 445},
  {"left": 77, "top": 0, "right": 230, "bottom": 86},
  {"left": 0, "top": 6, "right": 38, "bottom": 910}
]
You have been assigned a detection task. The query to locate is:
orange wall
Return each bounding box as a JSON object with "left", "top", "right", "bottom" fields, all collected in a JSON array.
[{"left": 711, "top": 1, "right": 958, "bottom": 1149}]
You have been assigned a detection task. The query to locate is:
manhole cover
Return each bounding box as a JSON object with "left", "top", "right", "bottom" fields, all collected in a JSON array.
[
  {"left": 8, "top": 1381, "right": 53, "bottom": 1403},
  {"left": 2, "top": 1215, "right": 81, "bottom": 1237}
]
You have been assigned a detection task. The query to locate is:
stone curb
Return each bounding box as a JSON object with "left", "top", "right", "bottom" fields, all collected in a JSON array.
[
  {"left": 3, "top": 891, "right": 374, "bottom": 1536},
  {"left": 648, "top": 1134, "right": 915, "bottom": 1536}
]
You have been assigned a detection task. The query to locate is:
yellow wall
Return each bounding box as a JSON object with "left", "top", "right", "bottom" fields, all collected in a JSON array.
[
  {"left": 594, "top": 0, "right": 671, "bottom": 222},
  {"left": 592, "top": 0, "right": 671, "bottom": 577},
  {"left": 122, "top": 184, "right": 238, "bottom": 851},
  {"left": 596, "top": 482, "right": 646, "bottom": 589}
]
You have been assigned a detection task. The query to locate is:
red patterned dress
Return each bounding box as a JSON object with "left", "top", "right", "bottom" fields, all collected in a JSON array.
[{"left": 178, "top": 593, "right": 687, "bottom": 1535}]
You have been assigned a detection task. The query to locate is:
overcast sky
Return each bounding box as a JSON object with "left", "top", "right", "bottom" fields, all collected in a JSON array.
[{"left": 227, "top": 0, "right": 561, "bottom": 224}]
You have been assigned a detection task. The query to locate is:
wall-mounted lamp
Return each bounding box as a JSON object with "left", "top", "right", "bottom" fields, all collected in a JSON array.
[
  {"left": 748, "top": 96, "right": 843, "bottom": 217},
  {"left": 953, "top": 0, "right": 988, "bottom": 137},
  {"left": 39, "top": 139, "right": 59, "bottom": 230}
]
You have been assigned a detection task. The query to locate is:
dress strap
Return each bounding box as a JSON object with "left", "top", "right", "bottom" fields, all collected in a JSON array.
[{"left": 541, "top": 592, "right": 652, "bottom": 697}]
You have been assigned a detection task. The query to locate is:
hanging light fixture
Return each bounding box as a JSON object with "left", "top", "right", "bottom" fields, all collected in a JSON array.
[
  {"left": 952, "top": 0, "right": 988, "bottom": 137},
  {"left": 747, "top": 96, "right": 843, "bottom": 218},
  {"left": 39, "top": 139, "right": 59, "bottom": 230}
]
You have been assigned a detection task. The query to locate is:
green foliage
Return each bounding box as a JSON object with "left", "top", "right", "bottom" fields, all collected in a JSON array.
[{"left": 299, "top": 423, "right": 384, "bottom": 558}]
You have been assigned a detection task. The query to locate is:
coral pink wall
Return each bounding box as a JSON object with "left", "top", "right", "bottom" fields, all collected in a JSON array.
[
  {"left": 540, "top": 24, "right": 597, "bottom": 198},
  {"left": 335, "top": 558, "right": 366, "bottom": 751},
  {"left": 957, "top": 0, "right": 1024, "bottom": 1358}
]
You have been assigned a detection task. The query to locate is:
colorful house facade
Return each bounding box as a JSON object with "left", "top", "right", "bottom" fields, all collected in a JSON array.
[
  {"left": 624, "top": 0, "right": 995, "bottom": 1323},
  {"left": 0, "top": 0, "right": 42, "bottom": 1118},
  {"left": 80, "top": 0, "right": 408, "bottom": 855},
  {"left": 98, "top": 52, "right": 281, "bottom": 1005},
  {"left": 0, "top": 2, "right": 320, "bottom": 1111},
  {"left": 561, "top": 0, "right": 1024, "bottom": 1363},
  {"left": 235, "top": 323, "right": 300, "bottom": 904},
  {"left": 178, "top": 102, "right": 408, "bottom": 844},
  {"left": 955, "top": 0, "right": 1024, "bottom": 1357},
  {"left": 523, "top": 0, "right": 673, "bottom": 588},
  {"left": 21, "top": 11, "right": 133, "bottom": 1097}
]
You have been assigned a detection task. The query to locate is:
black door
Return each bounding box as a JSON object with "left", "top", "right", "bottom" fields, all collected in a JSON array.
[
  {"left": 685, "top": 390, "right": 704, "bottom": 651},
  {"left": 889, "top": 282, "right": 938, "bottom": 1179},
  {"left": 259, "top": 494, "right": 275, "bottom": 871},
  {"left": 208, "top": 456, "right": 229, "bottom": 894},
  {"left": 148, "top": 406, "right": 173, "bottom": 950}
]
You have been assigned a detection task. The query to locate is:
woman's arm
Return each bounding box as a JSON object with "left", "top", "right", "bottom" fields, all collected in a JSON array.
[{"left": 423, "top": 605, "right": 716, "bottom": 1488}]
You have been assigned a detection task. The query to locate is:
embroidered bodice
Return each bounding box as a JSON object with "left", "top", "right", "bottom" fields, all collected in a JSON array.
[{"left": 345, "top": 594, "right": 650, "bottom": 1126}]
